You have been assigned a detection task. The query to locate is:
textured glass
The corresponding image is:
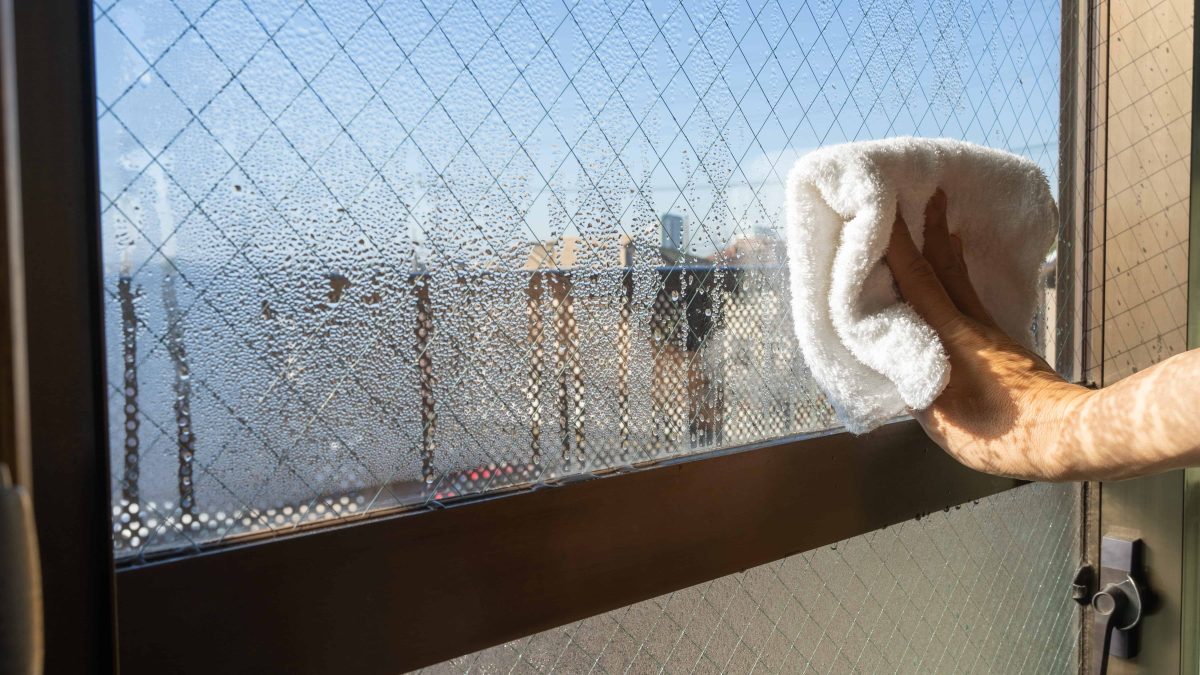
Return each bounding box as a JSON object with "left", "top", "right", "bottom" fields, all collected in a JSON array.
[
  {"left": 1091, "top": 0, "right": 1192, "bottom": 385},
  {"left": 95, "top": 0, "right": 1063, "bottom": 558},
  {"left": 419, "top": 482, "right": 1079, "bottom": 674}
]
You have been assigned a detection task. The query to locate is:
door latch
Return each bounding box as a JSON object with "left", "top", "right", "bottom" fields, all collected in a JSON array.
[{"left": 1084, "top": 536, "right": 1145, "bottom": 675}]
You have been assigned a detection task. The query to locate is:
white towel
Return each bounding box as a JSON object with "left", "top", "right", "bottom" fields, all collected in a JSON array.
[{"left": 784, "top": 137, "right": 1057, "bottom": 433}]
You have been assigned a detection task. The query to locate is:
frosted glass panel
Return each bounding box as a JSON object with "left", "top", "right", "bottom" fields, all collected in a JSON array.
[
  {"left": 421, "top": 482, "right": 1079, "bottom": 674},
  {"left": 95, "top": 0, "right": 1063, "bottom": 558}
]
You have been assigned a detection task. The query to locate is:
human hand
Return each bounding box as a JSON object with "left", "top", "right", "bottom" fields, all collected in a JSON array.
[{"left": 885, "top": 190, "right": 1092, "bottom": 480}]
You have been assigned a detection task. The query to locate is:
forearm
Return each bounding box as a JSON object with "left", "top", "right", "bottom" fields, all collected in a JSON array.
[{"left": 1052, "top": 350, "right": 1200, "bottom": 481}]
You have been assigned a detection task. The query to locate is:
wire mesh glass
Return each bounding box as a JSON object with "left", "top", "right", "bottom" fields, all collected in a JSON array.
[
  {"left": 418, "top": 482, "right": 1079, "bottom": 674},
  {"left": 1095, "top": 0, "right": 1192, "bottom": 384},
  {"left": 95, "top": 0, "right": 1064, "bottom": 559}
]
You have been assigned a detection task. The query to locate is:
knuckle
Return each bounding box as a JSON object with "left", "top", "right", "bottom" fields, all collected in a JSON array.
[
  {"left": 938, "top": 252, "right": 967, "bottom": 275},
  {"left": 937, "top": 314, "right": 979, "bottom": 340},
  {"left": 926, "top": 246, "right": 965, "bottom": 275},
  {"left": 904, "top": 257, "right": 935, "bottom": 281},
  {"left": 939, "top": 265, "right": 970, "bottom": 285}
]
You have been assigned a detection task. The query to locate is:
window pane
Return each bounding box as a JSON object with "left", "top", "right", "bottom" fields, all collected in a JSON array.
[{"left": 96, "top": 0, "right": 1063, "bottom": 558}]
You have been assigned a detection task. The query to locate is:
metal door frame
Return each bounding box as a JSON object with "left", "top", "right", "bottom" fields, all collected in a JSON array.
[
  {"left": 1083, "top": 0, "right": 1200, "bottom": 671},
  {"left": 1182, "top": 0, "right": 1200, "bottom": 668},
  {"left": 5, "top": 1, "right": 118, "bottom": 673}
]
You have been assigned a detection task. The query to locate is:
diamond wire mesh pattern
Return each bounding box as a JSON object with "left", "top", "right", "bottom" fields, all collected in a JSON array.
[
  {"left": 1096, "top": 0, "right": 1192, "bottom": 383},
  {"left": 418, "top": 482, "right": 1079, "bottom": 674},
  {"left": 94, "top": 0, "right": 1065, "bottom": 560}
]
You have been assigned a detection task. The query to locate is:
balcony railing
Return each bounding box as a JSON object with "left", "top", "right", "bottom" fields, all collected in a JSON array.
[{"left": 110, "top": 257, "right": 845, "bottom": 559}]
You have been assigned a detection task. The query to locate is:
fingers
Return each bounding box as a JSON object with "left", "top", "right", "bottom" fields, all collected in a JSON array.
[
  {"left": 885, "top": 208, "right": 963, "bottom": 333},
  {"left": 920, "top": 190, "right": 995, "bottom": 325}
]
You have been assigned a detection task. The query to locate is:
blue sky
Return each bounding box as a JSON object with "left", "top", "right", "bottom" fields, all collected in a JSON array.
[{"left": 95, "top": 0, "right": 1061, "bottom": 265}]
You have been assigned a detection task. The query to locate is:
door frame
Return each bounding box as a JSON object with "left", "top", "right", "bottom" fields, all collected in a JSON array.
[
  {"left": 1086, "top": 0, "right": 1200, "bottom": 671},
  {"left": 1182, "top": 0, "right": 1200, "bottom": 669},
  {"left": 8, "top": 1, "right": 117, "bottom": 673}
]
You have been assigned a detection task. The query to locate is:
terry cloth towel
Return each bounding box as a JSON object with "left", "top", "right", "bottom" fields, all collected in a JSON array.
[{"left": 785, "top": 137, "right": 1056, "bottom": 434}]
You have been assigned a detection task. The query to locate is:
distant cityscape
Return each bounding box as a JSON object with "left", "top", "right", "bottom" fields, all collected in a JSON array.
[{"left": 522, "top": 213, "right": 786, "bottom": 271}]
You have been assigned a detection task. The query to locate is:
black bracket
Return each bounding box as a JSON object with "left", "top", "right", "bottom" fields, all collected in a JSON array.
[{"left": 1071, "top": 563, "right": 1095, "bottom": 604}]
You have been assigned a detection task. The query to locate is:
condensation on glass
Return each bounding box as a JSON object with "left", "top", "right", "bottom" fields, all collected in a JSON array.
[{"left": 94, "top": 0, "right": 1064, "bottom": 558}]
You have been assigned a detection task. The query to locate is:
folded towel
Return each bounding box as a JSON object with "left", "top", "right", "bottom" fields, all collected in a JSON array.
[{"left": 785, "top": 137, "right": 1057, "bottom": 433}]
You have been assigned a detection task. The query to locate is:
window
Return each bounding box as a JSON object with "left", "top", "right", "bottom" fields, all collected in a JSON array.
[{"left": 96, "top": 0, "right": 1065, "bottom": 560}]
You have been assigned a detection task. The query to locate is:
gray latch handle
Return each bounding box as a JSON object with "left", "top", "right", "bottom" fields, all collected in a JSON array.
[{"left": 1090, "top": 537, "right": 1145, "bottom": 675}]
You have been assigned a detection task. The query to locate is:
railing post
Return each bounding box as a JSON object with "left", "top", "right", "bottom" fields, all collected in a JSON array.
[
  {"left": 525, "top": 273, "right": 544, "bottom": 466},
  {"left": 549, "top": 272, "right": 584, "bottom": 462},
  {"left": 161, "top": 269, "right": 196, "bottom": 520},
  {"left": 117, "top": 276, "right": 140, "bottom": 535},
  {"left": 616, "top": 269, "right": 633, "bottom": 459},
  {"left": 413, "top": 275, "right": 436, "bottom": 484},
  {"left": 650, "top": 269, "right": 685, "bottom": 452},
  {"left": 683, "top": 268, "right": 716, "bottom": 448}
]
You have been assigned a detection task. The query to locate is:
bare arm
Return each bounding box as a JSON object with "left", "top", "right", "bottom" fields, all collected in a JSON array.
[
  {"left": 886, "top": 190, "right": 1200, "bottom": 482},
  {"left": 1059, "top": 350, "right": 1200, "bottom": 480}
]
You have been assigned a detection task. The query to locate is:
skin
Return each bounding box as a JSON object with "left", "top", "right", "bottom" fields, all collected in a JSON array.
[{"left": 885, "top": 190, "right": 1200, "bottom": 482}]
